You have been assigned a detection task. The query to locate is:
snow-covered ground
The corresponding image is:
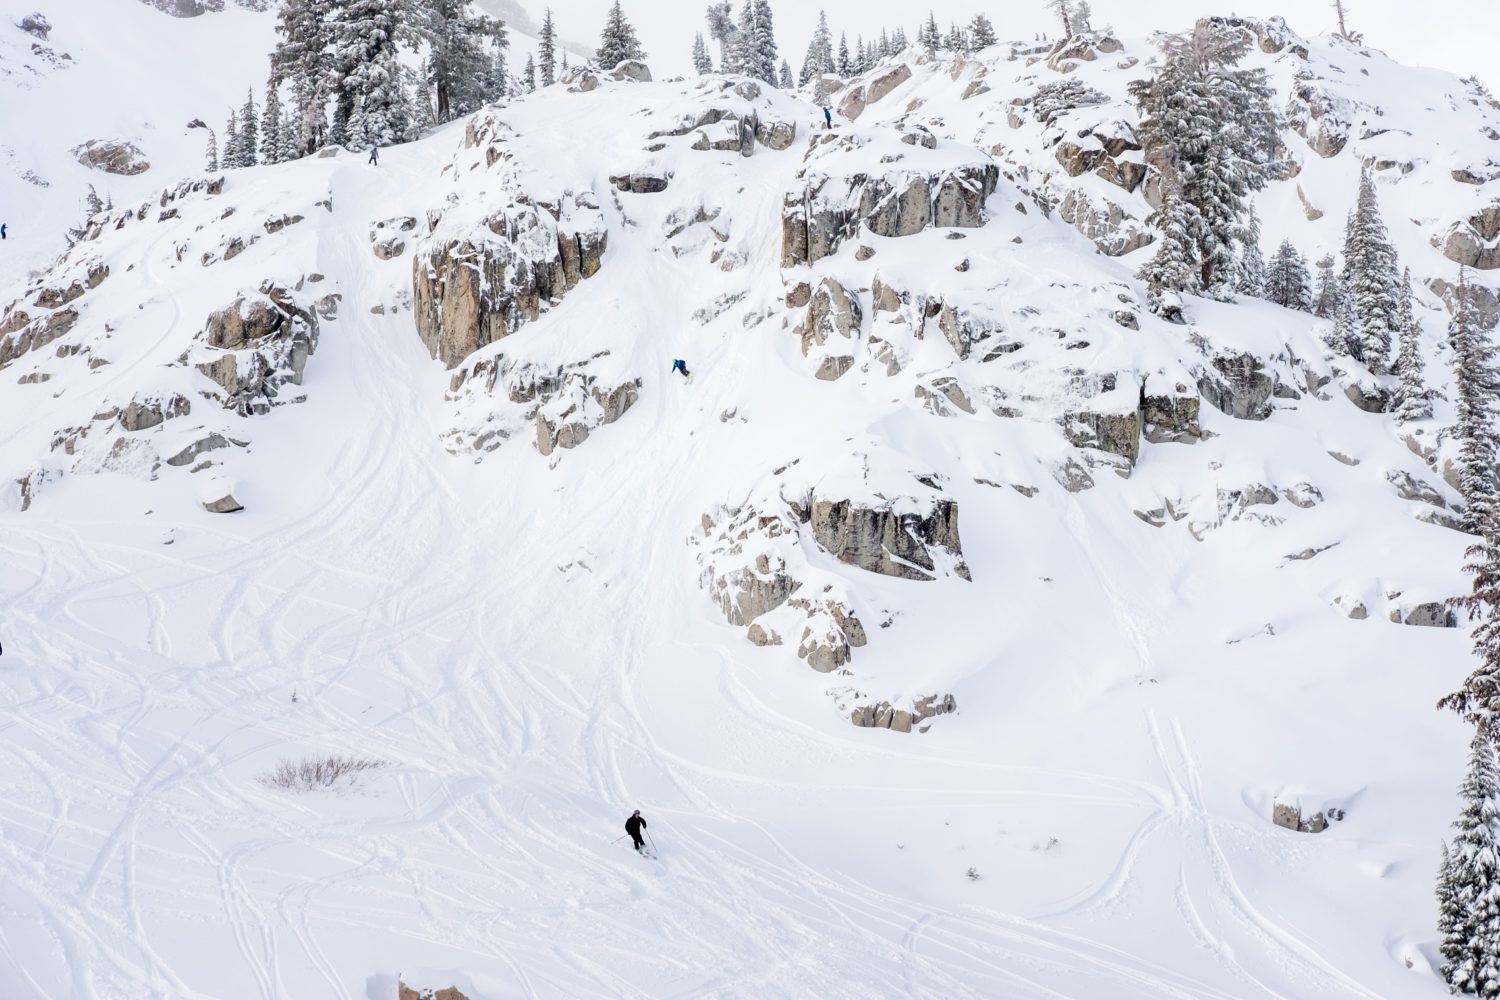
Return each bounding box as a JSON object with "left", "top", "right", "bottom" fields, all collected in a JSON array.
[{"left": 0, "top": 7, "right": 1490, "bottom": 999}]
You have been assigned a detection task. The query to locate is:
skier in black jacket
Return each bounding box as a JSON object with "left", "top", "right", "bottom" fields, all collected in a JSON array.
[{"left": 625, "top": 810, "right": 648, "bottom": 853}]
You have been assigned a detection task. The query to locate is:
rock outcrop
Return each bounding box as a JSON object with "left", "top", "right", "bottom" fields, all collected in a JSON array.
[
  {"left": 795, "top": 277, "right": 862, "bottom": 380},
  {"left": 850, "top": 693, "right": 956, "bottom": 733},
  {"left": 191, "top": 281, "right": 319, "bottom": 415},
  {"left": 72, "top": 140, "right": 150, "bottom": 175},
  {"left": 782, "top": 147, "right": 999, "bottom": 266},
  {"left": 1198, "top": 352, "right": 1276, "bottom": 421},
  {"left": 412, "top": 193, "right": 607, "bottom": 368},
  {"left": 443, "top": 351, "right": 640, "bottom": 460},
  {"left": 808, "top": 496, "right": 970, "bottom": 582}
]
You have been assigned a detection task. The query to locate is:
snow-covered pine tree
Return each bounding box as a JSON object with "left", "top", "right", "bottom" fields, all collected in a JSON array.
[
  {"left": 892, "top": 26, "right": 909, "bottom": 51},
  {"left": 204, "top": 129, "right": 219, "bottom": 172},
  {"left": 1437, "top": 726, "right": 1500, "bottom": 995},
  {"left": 1392, "top": 269, "right": 1434, "bottom": 424},
  {"left": 224, "top": 108, "right": 241, "bottom": 170},
  {"left": 237, "top": 87, "right": 259, "bottom": 168},
  {"left": 1341, "top": 169, "right": 1403, "bottom": 372},
  {"left": 1333, "top": 0, "right": 1354, "bottom": 40},
  {"left": 1439, "top": 841, "right": 1462, "bottom": 972},
  {"left": 1312, "top": 253, "right": 1342, "bottom": 318},
  {"left": 1130, "top": 21, "right": 1277, "bottom": 297},
  {"left": 857, "top": 37, "right": 872, "bottom": 74},
  {"left": 799, "top": 11, "right": 832, "bottom": 84},
  {"left": 877, "top": 28, "right": 891, "bottom": 59},
  {"left": 260, "top": 79, "right": 282, "bottom": 165},
  {"left": 1264, "top": 240, "right": 1313, "bottom": 311},
  {"left": 278, "top": 113, "right": 298, "bottom": 165},
  {"left": 418, "top": 0, "right": 503, "bottom": 121},
  {"left": 539, "top": 8, "right": 557, "bottom": 88},
  {"left": 409, "top": 67, "right": 436, "bottom": 135},
  {"left": 837, "top": 32, "right": 851, "bottom": 77},
  {"left": 1075, "top": 0, "right": 1094, "bottom": 32},
  {"left": 483, "top": 33, "right": 509, "bottom": 104},
  {"left": 1045, "top": 0, "right": 1075, "bottom": 38},
  {"left": 1236, "top": 206, "right": 1266, "bottom": 297},
  {"left": 523, "top": 53, "right": 537, "bottom": 91},
  {"left": 1447, "top": 267, "right": 1500, "bottom": 538},
  {"left": 271, "top": 0, "right": 334, "bottom": 118},
  {"left": 778, "top": 59, "right": 793, "bottom": 89},
  {"left": 706, "top": 1, "right": 737, "bottom": 72},
  {"left": 750, "top": 0, "right": 779, "bottom": 86},
  {"left": 946, "top": 22, "right": 968, "bottom": 54},
  {"left": 336, "top": 0, "right": 407, "bottom": 149},
  {"left": 918, "top": 12, "right": 941, "bottom": 52},
  {"left": 693, "top": 32, "right": 714, "bottom": 74},
  {"left": 1138, "top": 187, "right": 1198, "bottom": 300},
  {"left": 596, "top": 1, "right": 646, "bottom": 72},
  {"left": 969, "top": 13, "right": 997, "bottom": 49}
]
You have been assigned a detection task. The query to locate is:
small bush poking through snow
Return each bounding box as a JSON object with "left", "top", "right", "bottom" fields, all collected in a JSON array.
[
  {"left": 257, "top": 754, "right": 386, "bottom": 792},
  {"left": 965, "top": 867, "right": 981, "bottom": 881}
]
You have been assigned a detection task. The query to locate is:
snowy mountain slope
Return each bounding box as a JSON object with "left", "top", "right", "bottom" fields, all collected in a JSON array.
[{"left": 0, "top": 15, "right": 1491, "bottom": 1000}]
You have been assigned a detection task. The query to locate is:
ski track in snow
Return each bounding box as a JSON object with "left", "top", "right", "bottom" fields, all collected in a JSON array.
[{"left": 0, "top": 54, "right": 1452, "bottom": 1000}]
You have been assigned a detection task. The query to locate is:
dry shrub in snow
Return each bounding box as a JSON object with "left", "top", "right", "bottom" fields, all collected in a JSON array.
[{"left": 257, "top": 754, "right": 386, "bottom": 791}]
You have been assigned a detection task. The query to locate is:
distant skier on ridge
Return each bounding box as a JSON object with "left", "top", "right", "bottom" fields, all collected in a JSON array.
[
  {"left": 625, "top": 809, "right": 648, "bottom": 853},
  {"left": 368, "top": 145, "right": 379, "bottom": 166},
  {"left": 822, "top": 106, "right": 832, "bottom": 130}
]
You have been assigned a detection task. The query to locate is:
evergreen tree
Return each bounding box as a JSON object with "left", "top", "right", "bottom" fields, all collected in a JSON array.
[
  {"left": 778, "top": 58, "right": 793, "bottom": 89},
  {"left": 892, "top": 26, "right": 909, "bottom": 50},
  {"left": 1312, "top": 253, "right": 1343, "bottom": 318},
  {"left": 969, "top": 13, "right": 998, "bottom": 49},
  {"left": 692, "top": 32, "right": 714, "bottom": 75},
  {"left": 1075, "top": 0, "right": 1094, "bottom": 32},
  {"left": 1325, "top": 284, "right": 1359, "bottom": 357},
  {"left": 856, "top": 36, "right": 871, "bottom": 74},
  {"left": 260, "top": 79, "right": 283, "bottom": 165},
  {"left": 726, "top": 0, "right": 776, "bottom": 85},
  {"left": 1045, "top": 0, "right": 1076, "bottom": 37},
  {"left": 238, "top": 87, "right": 259, "bottom": 167},
  {"left": 224, "top": 108, "right": 241, "bottom": 169},
  {"left": 918, "top": 12, "right": 942, "bottom": 52},
  {"left": 1448, "top": 267, "right": 1500, "bottom": 538},
  {"left": 278, "top": 115, "right": 298, "bottom": 164},
  {"left": 480, "top": 35, "right": 509, "bottom": 104},
  {"left": 1392, "top": 269, "right": 1434, "bottom": 424},
  {"left": 418, "top": 0, "right": 504, "bottom": 121},
  {"left": 878, "top": 28, "right": 891, "bottom": 59},
  {"left": 1341, "top": 169, "right": 1403, "bottom": 373},
  {"left": 1236, "top": 206, "right": 1266, "bottom": 297},
  {"left": 337, "top": 0, "right": 408, "bottom": 149},
  {"left": 409, "top": 68, "right": 436, "bottom": 134},
  {"left": 204, "top": 129, "right": 219, "bottom": 172},
  {"left": 538, "top": 8, "right": 557, "bottom": 88},
  {"left": 799, "top": 11, "right": 833, "bottom": 84},
  {"left": 706, "top": 0, "right": 738, "bottom": 72},
  {"left": 597, "top": 1, "right": 646, "bottom": 70},
  {"left": 1139, "top": 189, "right": 1198, "bottom": 298},
  {"left": 521, "top": 54, "right": 535, "bottom": 91},
  {"left": 837, "top": 32, "right": 851, "bottom": 76},
  {"left": 1130, "top": 21, "right": 1277, "bottom": 296},
  {"left": 1437, "top": 727, "right": 1500, "bottom": 995},
  {"left": 946, "top": 22, "right": 968, "bottom": 54},
  {"left": 1264, "top": 240, "right": 1313, "bottom": 311}
]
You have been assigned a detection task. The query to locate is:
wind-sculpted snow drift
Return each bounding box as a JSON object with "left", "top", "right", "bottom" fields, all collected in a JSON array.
[{"left": 0, "top": 6, "right": 1497, "bottom": 997}]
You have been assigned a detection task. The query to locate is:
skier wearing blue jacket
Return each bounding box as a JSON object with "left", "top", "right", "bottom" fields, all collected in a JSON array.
[{"left": 671, "top": 359, "right": 691, "bottom": 381}]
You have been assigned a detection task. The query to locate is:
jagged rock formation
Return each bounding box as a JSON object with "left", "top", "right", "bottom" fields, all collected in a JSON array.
[
  {"left": 443, "top": 351, "right": 640, "bottom": 460},
  {"left": 781, "top": 135, "right": 999, "bottom": 266},
  {"left": 850, "top": 693, "right": 957, "bottom": 733},
  {"left": 190, "top": 281, "right": 319, "bottom": 416}
]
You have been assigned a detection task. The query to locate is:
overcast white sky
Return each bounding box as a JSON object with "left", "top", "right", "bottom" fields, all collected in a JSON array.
[{"left": 532, "top": 1, "right": 1498, "bottom": 90}]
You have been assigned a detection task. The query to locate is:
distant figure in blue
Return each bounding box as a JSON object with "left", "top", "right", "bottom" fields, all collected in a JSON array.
[
  {"left": 368, "top": 145, "right": 379, "bottom": 166},
  {"left": 671, "top": 358, "right": 691, "bottom": 380},
  {"left": 1, "top": 223, "right": 7, "bottom": 239},
  {"left": 822, "top": 106, "right": 832, "bottom": 129}
]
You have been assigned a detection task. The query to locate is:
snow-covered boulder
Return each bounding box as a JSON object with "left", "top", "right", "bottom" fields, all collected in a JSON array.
[
  {"left": 191, "top": 281, "right": 318, "bottom": 416},
  {"left": 72, "top": 140, "right": 150, "bottom": 176}
]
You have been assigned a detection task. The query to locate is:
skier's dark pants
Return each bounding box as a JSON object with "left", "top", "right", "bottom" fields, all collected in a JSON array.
[{"left": 630, "top": 831, "right": 644, "bottom": 851}]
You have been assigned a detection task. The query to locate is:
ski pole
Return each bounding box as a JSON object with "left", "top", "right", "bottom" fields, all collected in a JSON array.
[
  {"left": 647, "top": 831, "right": 658, "bottom": 854},
  {"left": 611, "top": 834, "right": 629, "bottom": 845}
]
